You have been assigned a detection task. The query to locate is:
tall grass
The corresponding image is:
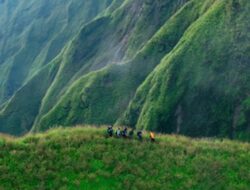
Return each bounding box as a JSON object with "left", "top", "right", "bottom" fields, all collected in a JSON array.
[{"left": 0, "top": 126, "right": 249, "bottom": 189}]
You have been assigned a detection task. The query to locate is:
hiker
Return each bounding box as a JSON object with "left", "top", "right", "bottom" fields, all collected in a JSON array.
[
  {"left": 129, "top": 129, "right": 134, "bottom": 139},
  {"left": 107, "top": 126, "right": 113, "bottom": 137},
  {"left": 116, "top": 128, "right": 121, "bottom": 137},
  {"left": 137, "top": 131, "right": 142, "bottom": 141},
  {"left": 150, "top": 132, "right": 155, "bottom": 142},
  {"left": 122, "top": 127, "right": 128, "bottom": 138}
]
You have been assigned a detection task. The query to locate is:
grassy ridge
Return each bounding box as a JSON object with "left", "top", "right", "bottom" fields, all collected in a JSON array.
[
  {"left": 36, "top": 0, "right": 203, "bottom": 130},
  {"left": 37, "top": 0, "right": 250, "bottom": 141},
  {"left": 35, "top": 0, "right": 190, "bottom": 130},
  {"left": 0, "top": 127, "right": 250, "bottom": 190},
  {"left": 0, "top": 0, "right": 249, "bottom": 141},
  {"left": 0, "top": 0, "right": 191, "bottom": 135},
  {"left": 120, "top": 0, "right": 250, "bottom": 140},
  {"left": 0, "top": 0, "right": 124, "bottom": 135}
]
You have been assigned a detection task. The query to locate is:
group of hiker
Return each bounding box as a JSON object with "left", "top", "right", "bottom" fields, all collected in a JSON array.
[{"left": 107, "top": 126, "right": 155, "bottom": 142}]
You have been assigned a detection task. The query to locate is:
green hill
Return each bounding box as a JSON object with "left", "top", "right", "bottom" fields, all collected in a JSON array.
[
  {"left": 37, "top": 0, "right": 250, "bottom": 141},
  {"left": 0, "top": 0, "right": 249, "bottom": 142},
  {"left": 121, "top": 0, "right": 250, "bottom": 140},
  {"left": 0, "top": 0, "right": 124, "bottom": 134},
  {"left": 0, "top": 127, "right": 249, "bottom": 190}
]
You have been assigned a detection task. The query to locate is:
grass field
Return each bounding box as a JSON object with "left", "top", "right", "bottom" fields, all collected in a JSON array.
[{"left": 0, "top": 126, "right": 249, "bottom": 190}]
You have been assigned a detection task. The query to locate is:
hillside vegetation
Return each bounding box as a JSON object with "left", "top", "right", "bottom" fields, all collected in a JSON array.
[
  {"left": 121, "top": 0, "right": 250, "bottom": 139},
  {"left": 0, "top": 0, "right": 114, "bottom": 104},
  {"left": 0, "top": 0, "right": 249, "bottom": 142},
  {"left": 0, "top": 127, "right": 250, "bottom": 190}
]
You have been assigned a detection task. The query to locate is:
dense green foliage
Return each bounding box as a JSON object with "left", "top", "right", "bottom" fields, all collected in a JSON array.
[
  {"left": 0, "top": 127, "right": 250, "bottom": 189},
  {"left": 0, "top": 0, "right": 249, "bottom": 141}
]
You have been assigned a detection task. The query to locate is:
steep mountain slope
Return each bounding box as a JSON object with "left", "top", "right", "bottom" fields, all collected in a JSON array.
[
  {"left": 0, "top": 62, "right": 60, "bottom": 134},
  {"left": 0, "top": 0, "right": 114, "bottom": 104},
  {"left": 0, "top": 0, "right": 249, "bottom": 141},
  {"left": 1, "top": 0, "right": 191, "bottom": 134},
  {"left": 37, "top": 0, "right": 250, "bottom": 141},
  {"left": 0, "top": 0, "right": 124, "bottom": 134},
  {"left": 35, "top": 0, "right": 192, "bottom": 130},
  {"left": 121, "top": 0, "right": 250, "bottom": 140},
  {"left": 0, "top": 127, "right": 250, "bottom": 189},
  {"left": 37, "top": 0, "right": 203, "bottom": 130}
]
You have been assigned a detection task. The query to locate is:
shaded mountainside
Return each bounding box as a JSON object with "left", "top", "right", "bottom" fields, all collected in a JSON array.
[
  {"left": 0, "top": 0, "right": 124, "bottom": 133},
  {"left": 0, "top": 127, "right": 250, "bottom": 189},
  {"left": 0, "top": 0, "right": 115, "bottom": 104},
  {"left": 0, "top": 0, "right": 249, "bottom": 141}
]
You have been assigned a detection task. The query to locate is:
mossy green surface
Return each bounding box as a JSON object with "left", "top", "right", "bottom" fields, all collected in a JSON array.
[
  {"left": 122, "top": 0, "right": 250, "bottom": 140},
  {"left": 0, "top": 127, "right": 250, "bottom": 190},
  {"left": 36, "top": 0, "right": 250, "bottom": 141},
  {"left": 0, "top": 61, "right": 60, "bottom": 135},
  {"left": 0, "top": 0, "right": 114, "bottom": 104},
  {"left": 0, "top": 0, "right": 249, "bottom": 142}
]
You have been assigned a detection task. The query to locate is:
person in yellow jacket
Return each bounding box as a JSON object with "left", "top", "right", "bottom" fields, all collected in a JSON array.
[{"left": 150, "top": 132, "right": 155, "bottom": 142}]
